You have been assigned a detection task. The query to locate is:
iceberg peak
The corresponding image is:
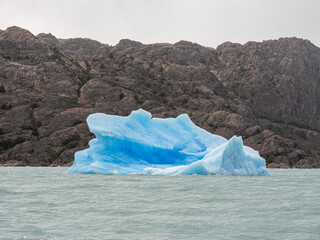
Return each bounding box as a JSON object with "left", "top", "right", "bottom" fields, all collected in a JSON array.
[{"left": 129, "top": 108, "right": 152, "bottom": 122}]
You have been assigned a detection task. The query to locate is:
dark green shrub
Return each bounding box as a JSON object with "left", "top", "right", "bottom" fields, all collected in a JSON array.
[
  {"left": 48, "top": 148, "right": 65, "bottom": 162},
  {"left": 62, "top": 134, "right": 80, "bottom": 149},
  {"left": 49, "top": 47, "right": 63, "bottom": 62},
  {"left": 72, "top": 119, "right": 82, "bottom": 126},
  {"left": 32, "top": 127, "right": 39, "bottom": 136},
  {"left": 29, "top": 102, "right": 39, "bottom": 109},
  {"left": 0, "top": 84, "right": 5, "bottom": 93},
  {"left": 134, "top": 94, "right": 144, "bottom": 104},
  {"left": 0, "top": 137, "right": 25, "bottom": 150},
  {"left": 28, "top": 116, "right": 41, "bottom": 136},
  {"left": 30, "top": 116, "right": 41, "bottom": 128},
  {"left": 1, "top": 103, "right": 11, "bottom": 110}
]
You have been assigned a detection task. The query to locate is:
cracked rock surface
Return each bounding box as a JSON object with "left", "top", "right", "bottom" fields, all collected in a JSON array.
[{"left": 0, "top": 26, "right": 319, "bottom": 168}]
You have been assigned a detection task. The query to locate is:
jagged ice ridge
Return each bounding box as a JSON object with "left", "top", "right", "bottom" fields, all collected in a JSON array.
[{"left": 68, "top": 109, "right": 270, "bottom": 176}]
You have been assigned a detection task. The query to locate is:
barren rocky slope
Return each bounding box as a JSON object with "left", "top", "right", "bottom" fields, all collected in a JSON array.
[{"left": 0, "top": 26, "right": 319, "bottom": 168}]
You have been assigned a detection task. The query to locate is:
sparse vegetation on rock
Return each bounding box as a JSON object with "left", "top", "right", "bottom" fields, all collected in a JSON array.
[{"left": 0, "top": 26, "right": 319, "bottom": 168}]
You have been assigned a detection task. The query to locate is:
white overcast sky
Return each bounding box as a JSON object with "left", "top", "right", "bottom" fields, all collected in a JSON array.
[{"left": 0, "top": 0, "right": 319, "bottom": 47}]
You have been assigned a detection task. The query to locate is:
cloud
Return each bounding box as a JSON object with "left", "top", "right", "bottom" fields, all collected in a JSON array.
[{"left": 0, "top": 0, "right": 319, "bottom": 47}]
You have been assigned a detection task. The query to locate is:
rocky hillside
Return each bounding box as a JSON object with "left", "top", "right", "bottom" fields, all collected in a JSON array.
[{"left": 0, "top": 26, "right": 319, "bottom": 168}]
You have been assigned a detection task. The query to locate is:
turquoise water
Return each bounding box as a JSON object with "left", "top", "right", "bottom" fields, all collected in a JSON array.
[{"left": 1, "top": 168, "right": 319, "bottom": 240}]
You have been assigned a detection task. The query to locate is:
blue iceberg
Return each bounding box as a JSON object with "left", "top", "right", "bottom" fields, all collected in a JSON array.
[{"left": 68, "top": 109, "right": 270, "bottom": 176}]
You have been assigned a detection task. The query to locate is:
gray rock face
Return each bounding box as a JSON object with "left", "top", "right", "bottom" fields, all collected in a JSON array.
[
  {"left": 58, "top": 38, "right": 110, "bottom": 60},
  {"left": 215, "top": 38, "right": 320, "bottom": 131},
  {"left": 0, "top": 26, "right": 319, "bottom": 168},
  {"left": 37, "top": 33, "right": 59, "bottom": 46},
  {"left": 0, "top": 26, "right": 48, "bottom": 59}
]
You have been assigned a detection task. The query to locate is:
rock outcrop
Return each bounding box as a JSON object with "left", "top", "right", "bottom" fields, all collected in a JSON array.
[{"left": 0, "top": 26, "right": 319, "bottom": 168}]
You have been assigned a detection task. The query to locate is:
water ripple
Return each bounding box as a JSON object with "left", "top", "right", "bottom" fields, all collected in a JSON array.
[{"left": 0, "top": 167, "right": 319, "bottom": 239}]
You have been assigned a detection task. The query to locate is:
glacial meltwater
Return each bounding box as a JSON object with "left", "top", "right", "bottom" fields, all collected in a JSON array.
[{"left": 1, "top": 168, "right": 319, "bottom": 240}]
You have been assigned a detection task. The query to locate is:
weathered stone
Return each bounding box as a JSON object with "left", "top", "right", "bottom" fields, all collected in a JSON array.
[{"left": 0, "top": 26, "right": 319, "bottom": 167}]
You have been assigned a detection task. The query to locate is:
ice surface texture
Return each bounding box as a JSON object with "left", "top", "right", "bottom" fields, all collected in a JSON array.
[{"left": 68, "top": 109, "right": 270, "bottom": 176}]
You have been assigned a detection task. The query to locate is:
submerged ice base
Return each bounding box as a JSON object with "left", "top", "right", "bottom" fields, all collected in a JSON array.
[{"left": 68, "top": 109, "right": 270, "bottom": 176}]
